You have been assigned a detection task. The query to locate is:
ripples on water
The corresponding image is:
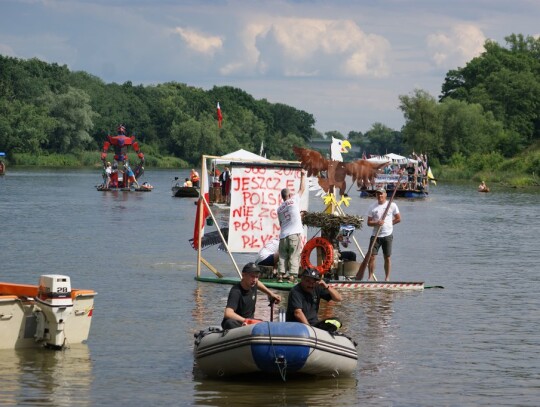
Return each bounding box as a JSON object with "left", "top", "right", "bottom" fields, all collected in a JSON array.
[{"left": 0, "top": 171, "right": 538, "bottom": 406}]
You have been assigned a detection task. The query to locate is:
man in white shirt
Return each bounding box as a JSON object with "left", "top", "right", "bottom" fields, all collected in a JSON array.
[
  {"left": 255, "top": 238, "right": 279, "bottom": 269},
  {"left": 362, "top": 188, "right": 401, "bottom": 281},
  {"left": 276, "top": 171, "right": 306, "bottom": 282}
]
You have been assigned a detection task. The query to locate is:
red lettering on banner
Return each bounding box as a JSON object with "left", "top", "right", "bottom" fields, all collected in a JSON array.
[
  {"left": 228, "top": 167, "right": 306, "bottom": 253},
  {"left": 241, "top": 235, "right": 260, "bottom": 248},
  {"left": 275, "top": 168, "right": 300, "bottom": 177},
  {"left": 258, "top": 208, "right": 278, "bottom": 219},
  {"left": 232, "top": 205, "right": 254, "bottom": 218},
  {"left": 285, "top": 179, "right": 294, "bottom": 189},
  {"left": 244, "top": 167, "right": 267, "bottom": 175},
  {"left": 260, "top": 234, "right": 277, "bottom": 246},
  {"left": 250, "top": 176, "right": 281, "bottom": 190},
  {"left": 232, "top": 219, "right": 263, "bottom": 232},
  {"left": 240, "top": 191, "right": 278, "bottom": 206},
  {"left": 240, "top": 233, "right": 279, "bottom": 249}
]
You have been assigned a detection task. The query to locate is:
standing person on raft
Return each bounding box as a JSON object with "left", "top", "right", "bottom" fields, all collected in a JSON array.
[{"left": 276, "top": 170, "right": 306, "bottom": 283}]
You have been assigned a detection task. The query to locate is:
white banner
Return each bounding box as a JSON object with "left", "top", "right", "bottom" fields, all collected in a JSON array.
[
  {"left": 375, "top": 174, "right": 401, "bottom": 183},
  {"left": 228, "top": 166, "right": 309, "bottom": 252}
]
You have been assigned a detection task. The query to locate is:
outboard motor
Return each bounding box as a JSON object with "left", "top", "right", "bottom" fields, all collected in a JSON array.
[{"left": 34, "top": 275, "right": 74, "bottom": 349}]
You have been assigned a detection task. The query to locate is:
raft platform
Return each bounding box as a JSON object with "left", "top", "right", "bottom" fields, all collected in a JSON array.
[{"left": 195, "top": 276, "right": 442, "bottom": 291}]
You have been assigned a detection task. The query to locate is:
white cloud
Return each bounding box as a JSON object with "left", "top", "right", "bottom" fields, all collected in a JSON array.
[
  {"left": 173, "top": 27, "right": 223, "bottom": 56},
  {"left": 0, "top": 43, "right": 16, "bottom": 57},
  {"left": 3, "top": 0, "right": 540, "bottom": 133},
  {"left": 427, "top": 24, "right": 486, "bottom": 68},
  {"left": 219, "top": 17, "right": 390, "bottom": 78}
]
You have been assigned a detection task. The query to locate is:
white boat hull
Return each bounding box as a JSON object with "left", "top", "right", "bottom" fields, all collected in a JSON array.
[
  {"left": 194, "top": 322, "right": 357, "bottom": 379},
  {"left": 0, "top": 279, "right": 96, "bottom": 350}
]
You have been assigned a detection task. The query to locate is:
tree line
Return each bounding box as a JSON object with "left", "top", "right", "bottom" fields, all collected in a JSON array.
[
  {"left": 322, "top": 34, "right": 540, "bottom": 168},
  {"left": 0, "top": 56, "right": 314, "bottom": 164},
  {"left": 398, "top": 34, "right": 540, "bottom": 167},
  {"left": 1, "top": 33, "right": 539, "bottom": 168}
]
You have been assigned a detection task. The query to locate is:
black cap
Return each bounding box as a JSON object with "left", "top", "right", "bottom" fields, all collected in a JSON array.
[
  {"left": 242, "top": 262, "right": 261, "bottom": 274},
  {"left": 302, "top": 268, "right": 321, "bottom": 280}
]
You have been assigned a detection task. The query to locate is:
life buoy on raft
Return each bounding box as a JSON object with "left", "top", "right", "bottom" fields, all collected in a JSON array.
[{"left": 300, "top": 237, "right": 334, "bottom": 275}]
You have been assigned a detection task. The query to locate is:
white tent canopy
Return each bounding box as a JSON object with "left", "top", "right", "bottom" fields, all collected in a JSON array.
[
  {"left": 213, "top": 149, "right": 269, "bottom": 165},
  {"left": 367, "top": 153, "right": 418, "bottom": 165}
]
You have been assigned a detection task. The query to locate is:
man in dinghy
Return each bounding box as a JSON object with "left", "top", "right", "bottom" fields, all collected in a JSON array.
[
  {"left": 286, "top": 268, "right": 343, "bottom": 332},
  {"left": 190, "top": 169, "right": 200, "bottom": 187},
  {"left": 221, "top": 263, "right": 282, "bottom": 330}
]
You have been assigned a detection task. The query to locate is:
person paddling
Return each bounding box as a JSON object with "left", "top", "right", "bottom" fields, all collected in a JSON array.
[
  {"left": 478, "top": 181, "right": 489, "bottom": 192},
  {"left": 358, "top": 188, "right": 401, "bottom": 281},
  {"left": 221, "top": 263, "right": 281, "bottom": 330}
]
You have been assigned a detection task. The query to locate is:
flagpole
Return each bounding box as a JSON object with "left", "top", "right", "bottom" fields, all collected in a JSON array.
[{"left": 196, "top": 156, "right": 208, "bottom": 278}]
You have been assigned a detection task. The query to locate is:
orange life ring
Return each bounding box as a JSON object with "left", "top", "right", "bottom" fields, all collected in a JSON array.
[{"left": 300, "top": 237, "right": 334, "bottom": 275}]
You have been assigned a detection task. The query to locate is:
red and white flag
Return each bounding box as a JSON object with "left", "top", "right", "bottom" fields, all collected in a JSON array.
[
  {"left": 217, "top": 102, "right": 223, "bottom": 128},
  {"left": 192, "top": 177, "right": 210, "bottom": 250}
]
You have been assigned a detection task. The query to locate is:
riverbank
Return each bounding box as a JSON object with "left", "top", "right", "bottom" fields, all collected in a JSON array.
[
  {"left": 431, "top": 142, "right": 540, "bottom": 188},
  {"left": 7, "top": 151, "right": 189, "bottom": 169},
  {"left": 5, "top": 147, "right": 539, "bottom": 188}
]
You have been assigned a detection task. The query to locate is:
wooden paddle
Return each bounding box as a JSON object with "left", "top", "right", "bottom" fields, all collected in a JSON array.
[
  {"left": 269, "top": 297, "right": 276, "bottom": 321},
  {"left": 355, "top": 175, "right": 402, "bottom": 280}
]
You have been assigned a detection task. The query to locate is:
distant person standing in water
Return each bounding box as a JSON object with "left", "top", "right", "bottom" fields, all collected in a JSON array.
[{"left": 478, "top": 181, "right": 489, "bottom": 192}]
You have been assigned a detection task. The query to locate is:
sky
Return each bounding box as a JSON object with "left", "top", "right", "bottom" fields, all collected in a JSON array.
[{"left": 1, "top": 0, "right": 539, "bottom": 136}]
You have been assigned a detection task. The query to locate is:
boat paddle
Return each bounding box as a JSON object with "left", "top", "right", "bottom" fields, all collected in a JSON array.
[
  {"left": 355, "top": 174, "right": 402, "bottom": 280},
  {"left": 269, "top": 297, "right": 276, "bottom": 322}
]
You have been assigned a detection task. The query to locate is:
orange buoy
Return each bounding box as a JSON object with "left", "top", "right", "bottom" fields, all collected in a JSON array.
[{"left": 300, "top": 237, "right": 334, "bottom": 275}]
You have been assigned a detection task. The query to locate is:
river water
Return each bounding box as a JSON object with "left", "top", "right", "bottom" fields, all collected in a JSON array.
[{"left": 0, "top": 169, "right": 538, "bottom": 406}]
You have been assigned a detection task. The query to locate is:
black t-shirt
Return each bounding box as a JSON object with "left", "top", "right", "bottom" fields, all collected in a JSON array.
[
  {"left": 221, "top": 283, "right": 257, "bottom": 325},
  {"left": 285, "top": 284, "right": 332, "bottom": 325},
  {"left": 219, "top": 171, "right": 230, "bottom": 182}
]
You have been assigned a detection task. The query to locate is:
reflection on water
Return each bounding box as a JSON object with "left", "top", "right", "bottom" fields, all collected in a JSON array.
[
  {"left": 1, "top": 171, "right": 539, "bottom": 406},
  {"left": 0, "top": 345, "right": 93, "bottom": 406},
  {"left": 193, "top": 375, "right": 358, "bottom": 406}
]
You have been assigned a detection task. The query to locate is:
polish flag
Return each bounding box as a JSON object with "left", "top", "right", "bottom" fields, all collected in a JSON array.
[
  {"left": 217, "top": 102, "right": 223, "bottom": 128},
  {"left": 192, "top": 171, "right": 210, "bottom": 250}
]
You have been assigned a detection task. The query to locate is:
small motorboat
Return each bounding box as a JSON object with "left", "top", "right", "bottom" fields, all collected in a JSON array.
[
  {"left": 173, "top": 186, "right": 199, "bottom": 198},
  {"left": 194, "top": 321, "right": 357, "bottom": 380},
  {"left": 0, "top": 274, "right": 96, "bottom": 350},
  {"left": 171, "top": 178, "right": 199, "bottom": 197}
]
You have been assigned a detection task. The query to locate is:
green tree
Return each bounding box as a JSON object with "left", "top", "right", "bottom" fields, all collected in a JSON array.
[
  {"left": 439, "top": 99, "right": 507, "bottom": 158},
  {"left": 364, "top": 123, "right": 402, "bottom": 155},
  {"left": 325, "top": 131, "right": 345, "bottom": 140},
  {"left": 0, "top": 99, "right": 55, "bottom": 154},
  {"left": 441, "top": 34, "right": 540, "bottom": 149},
  {"left": 399, "top": 89, "right": 443, "bottom": 158},
  {"left": 45, "top": 87, "right": 97, "bottom": 152}
]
